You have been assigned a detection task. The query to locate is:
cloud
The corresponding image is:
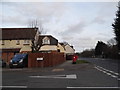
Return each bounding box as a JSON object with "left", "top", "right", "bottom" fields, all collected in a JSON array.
[
  {"left": 91, "top": 2, "right": 117, "bottom": 25},
  {"left": 65, "top": 37, "right": 97, "bottom": 52},
  {"left": 67, "top": 21, "right": 86, "bottom": 33},
  {"left": 60, "top": 20, "right": 87, "bottom": 37},
  {"left": 1, "top": 2, "right": 118, "bottom": 52},
  {"left": 92, "top": 16, "right": 106, "bottom": 24},
  {"left": 1, "top": 2, "right": 68, "bottom": 27}
]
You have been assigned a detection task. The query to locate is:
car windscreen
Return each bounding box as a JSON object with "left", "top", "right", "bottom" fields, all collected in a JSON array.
[{"left": 12, "top": 54, "right": 27, "bottom": 61}]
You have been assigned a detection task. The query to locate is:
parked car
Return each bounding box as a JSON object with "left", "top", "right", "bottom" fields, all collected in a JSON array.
[
  {"left": 9, "top": 53, "right": 28, "bottom": 68},
  {"left": 0, "top": 59, "right": 6, "bottom": 68}
]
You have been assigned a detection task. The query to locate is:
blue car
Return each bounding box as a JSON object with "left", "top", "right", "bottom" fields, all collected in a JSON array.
[{"left": 9, "top": 53, "right": 28, "bottom": 68}]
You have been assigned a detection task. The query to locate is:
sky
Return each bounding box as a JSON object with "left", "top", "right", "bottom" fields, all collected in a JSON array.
[{"left": 0, "top": 1, "right": 119, "bottom": 52}]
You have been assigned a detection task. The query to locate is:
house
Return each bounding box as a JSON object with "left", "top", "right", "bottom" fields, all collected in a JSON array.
[
  {"left": 0, "top": 28, "right": 39, "bottom": 64},
  {"left": 38, "top": 36, "right": 75, "bottom": 55},
  {"left": 59, "top": 42, "right": 75, "bottom": 60},
  {"left": 57, "top": 43, "right": 65, "bottom": 53},
  {"left": 59, "top": 42, "right": 75, "bottom": 55},
  {"left": 27, "top": 35, "right": 66, "bottom": 68},
  {"left": 38, "top": 35, "right": 59, "bottom": 52}
]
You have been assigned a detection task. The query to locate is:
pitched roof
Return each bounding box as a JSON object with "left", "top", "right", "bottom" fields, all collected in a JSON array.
[
  {"left": 59, "top": 42, "right": 66, "bottom": 50},
  {"left": 0, "top": 48, "right": 21, "bottom": 53},
  {"left": 40, "top": 35, "right": 58, "bottom": 40},
  {"left": 59, "top": 42, "right": 75, "bottom": 50},
  {"left": 38, "top": 35, "right": 58, "bottom": 45},
  {"left": 0, "top": 28, "right": 38, "bottom": 40}
]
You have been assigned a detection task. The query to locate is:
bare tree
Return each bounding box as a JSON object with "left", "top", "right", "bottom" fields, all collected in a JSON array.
[
  {"left": 28, "top": 19, "right": 45, "bottom": 52},
  {"left": 28, "top": 19, "right": 46, "bottom": 34}
]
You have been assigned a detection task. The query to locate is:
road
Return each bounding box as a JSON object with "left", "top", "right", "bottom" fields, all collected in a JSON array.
[
  {"left": 2, "top": 59, "right": 120, "bottom": 89},
  {"left": 79, "top": 58, "right": 119, "bottom": 73},
  {"left": 79, "top": 58, "right": 120, "bottom": 87}
]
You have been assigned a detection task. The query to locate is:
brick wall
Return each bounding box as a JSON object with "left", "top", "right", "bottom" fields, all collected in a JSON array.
[{"left": 28, "top": 52, "right": 66, "bottom": 68}]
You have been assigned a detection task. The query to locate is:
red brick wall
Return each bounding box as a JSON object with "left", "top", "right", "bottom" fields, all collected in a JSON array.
[{"left": 28, "top": 52, "right": 66, "bottom": 68}]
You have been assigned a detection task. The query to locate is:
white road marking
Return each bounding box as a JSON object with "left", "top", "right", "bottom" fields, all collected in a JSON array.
[
  {"left": 67, "top": 87, "right": 119, "bottom": 88},
  {"left": 0, "top": 86, "right": 27, "bottom": 88},
  {"left": 29, "top": 74, "right": 77, "bottom": 79},
  {"left": 96, "top": 66, "right": 119, "bottom": 76},
  {"left": 111, "top": 75, "right": 118, "bottom": 78},
  {"left": 66, "top": 74, "right": 77, "bottom": 79},
  {"left": 8, "top": 69, "right": 23, "bottom": 71},
  {"left": 94, "top": 66, "right": 118, "bottom": 79}
]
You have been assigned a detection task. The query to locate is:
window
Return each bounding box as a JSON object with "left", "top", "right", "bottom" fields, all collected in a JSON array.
[
  {"left": 57, "top": 49, "right": 60, "bottom": 52},
  {"left": 16, "top": 40, "right": 20, "bottom": 45},
  {"left": 1, "top": 40, "right": 5, "bottom": 45},
  {"left": 23, "top": 40, "right": 30, "bottom": 45},
  {"left": 42, "top": 37, "right": 50, "bottom": 45}
]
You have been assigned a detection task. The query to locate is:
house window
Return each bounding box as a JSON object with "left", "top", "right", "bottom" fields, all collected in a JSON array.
[
  {"left": 57, "top": 49, "right": 60, "bottom": 52},
  {"left": 1, "top": 40, "right": 5, "bottom": 45},
  {"left": 23, "top": 40, "right": 30, "bottom": 45},
  {"left": 42, "top": 37, "right": 50, "bottom": 45},
  {"left": 16, "top": 40, "right": 20, "bottom": 45}
]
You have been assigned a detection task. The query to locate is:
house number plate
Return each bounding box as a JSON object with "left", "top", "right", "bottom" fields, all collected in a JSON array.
[{"left": 37, "top": 58, "right": 43, "bottom": 61}]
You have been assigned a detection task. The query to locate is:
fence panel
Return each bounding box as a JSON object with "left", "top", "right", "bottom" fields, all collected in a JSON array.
[{"left": 28, "top": 52, "right": 65, "bottom": 68}]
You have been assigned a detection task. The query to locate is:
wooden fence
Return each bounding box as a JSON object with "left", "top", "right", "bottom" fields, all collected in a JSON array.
[
  {"left": 28, "top": 52, "right": 66, "bottom": 68},
  {"left": 1, "top": 52, "right": 14, "bottom": 64}
]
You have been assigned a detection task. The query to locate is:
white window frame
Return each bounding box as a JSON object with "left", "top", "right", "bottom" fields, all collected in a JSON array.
[
  {"left": 23, "top": 40, "right": 30, "bottom": 45},
  {"left": 42, "top": 37, "right": 50, "bottom": 45},
  {"left": 1, "top": 40, "right": 5, "bottom": 45},
  {"left": 16, "top": 40, "right": 20, "bottom": 45}
]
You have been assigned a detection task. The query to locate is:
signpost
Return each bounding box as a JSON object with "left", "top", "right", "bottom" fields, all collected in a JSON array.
[{"left": 37, "top": 58, "right": 43, "bottom": 61}]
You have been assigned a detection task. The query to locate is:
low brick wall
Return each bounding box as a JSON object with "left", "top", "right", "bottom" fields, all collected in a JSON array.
[{"left": 28, "top": 52, "right": 66, "bottom": 68}]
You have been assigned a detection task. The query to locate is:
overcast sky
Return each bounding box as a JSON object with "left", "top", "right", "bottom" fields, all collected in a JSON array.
[{"left": 0, "top": 1, "right": 119, "bottom": 52}]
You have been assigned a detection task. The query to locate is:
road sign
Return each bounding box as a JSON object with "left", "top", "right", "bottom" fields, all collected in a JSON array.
[{"left": 37, "top": 58, "right": 43, "bottom": 61}]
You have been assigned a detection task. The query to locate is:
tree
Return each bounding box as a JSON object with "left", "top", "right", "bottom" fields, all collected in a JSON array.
[
  {"left": 29, "top": 27, "right": 41, "bottom": 52},
  {"left": 107, "top": 38, "right": 116, "bottom": 46},
  {"left": 28, "top": 19, "right": 46, "bottom": 34},
  {"left": 95, "top": 41, "right": 108, "bottom": 58},
  {"left": 79, "top": 49, "right": 95, "bottom": 58},
  {"left": 28, "top": 19, "right": 45, "bottom": 52},
  {"left": 112, "top": 1, "right": 120, "bottom": 51}
]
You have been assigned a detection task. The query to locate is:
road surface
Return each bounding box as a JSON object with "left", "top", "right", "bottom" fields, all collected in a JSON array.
[
  {"left": 2, "top": 59, "right": 120, "bottom": 89},
  {"left": 79, "top": 58, "right": 119, "bottom": 73}
]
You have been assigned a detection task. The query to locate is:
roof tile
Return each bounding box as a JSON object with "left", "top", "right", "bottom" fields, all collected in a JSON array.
[{"left": 0, "top": 28, "right": 37, "bottom": 40}]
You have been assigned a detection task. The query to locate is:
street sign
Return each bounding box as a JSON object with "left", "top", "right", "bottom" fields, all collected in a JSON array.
[{"left": 37, "top": 58, "right": 43, "bottom": 61}]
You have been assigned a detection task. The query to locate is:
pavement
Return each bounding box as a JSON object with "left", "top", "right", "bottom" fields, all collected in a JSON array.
[
  {"left": 2, "top": 60, "right": 92, "bottom": 73},
  {"left": 1, "top": 59, "right": 120, "bottom": 89}
]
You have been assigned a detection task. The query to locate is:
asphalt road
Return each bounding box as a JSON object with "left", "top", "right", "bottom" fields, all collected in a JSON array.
[
  {"left": 79, "top": 58, "right": 119, "bottom": 73},
  {"left": 1, "top": 59, "right": 120, "bottom": 89}
]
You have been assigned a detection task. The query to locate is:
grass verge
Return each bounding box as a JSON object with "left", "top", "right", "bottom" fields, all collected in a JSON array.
[{"left": 76, "top": 60, "right": 89, "bottom": 64}]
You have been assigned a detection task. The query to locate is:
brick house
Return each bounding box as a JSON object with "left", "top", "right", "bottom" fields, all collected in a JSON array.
[{"left": 0, "top": 28, "right": 39, "bottom": 64}]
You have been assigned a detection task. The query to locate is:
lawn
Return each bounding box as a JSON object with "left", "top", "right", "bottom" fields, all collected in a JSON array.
[{"left": 76, "top": 60, "right": 89, "bottom": 64}]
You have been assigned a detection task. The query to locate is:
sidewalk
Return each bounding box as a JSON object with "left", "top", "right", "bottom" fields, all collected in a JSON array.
[
  {"left": 2, "top": 60, "right": 93, "bottom": 72},
  {"left": 54, "top": 60, "right": 93, "bottom": 71}
]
